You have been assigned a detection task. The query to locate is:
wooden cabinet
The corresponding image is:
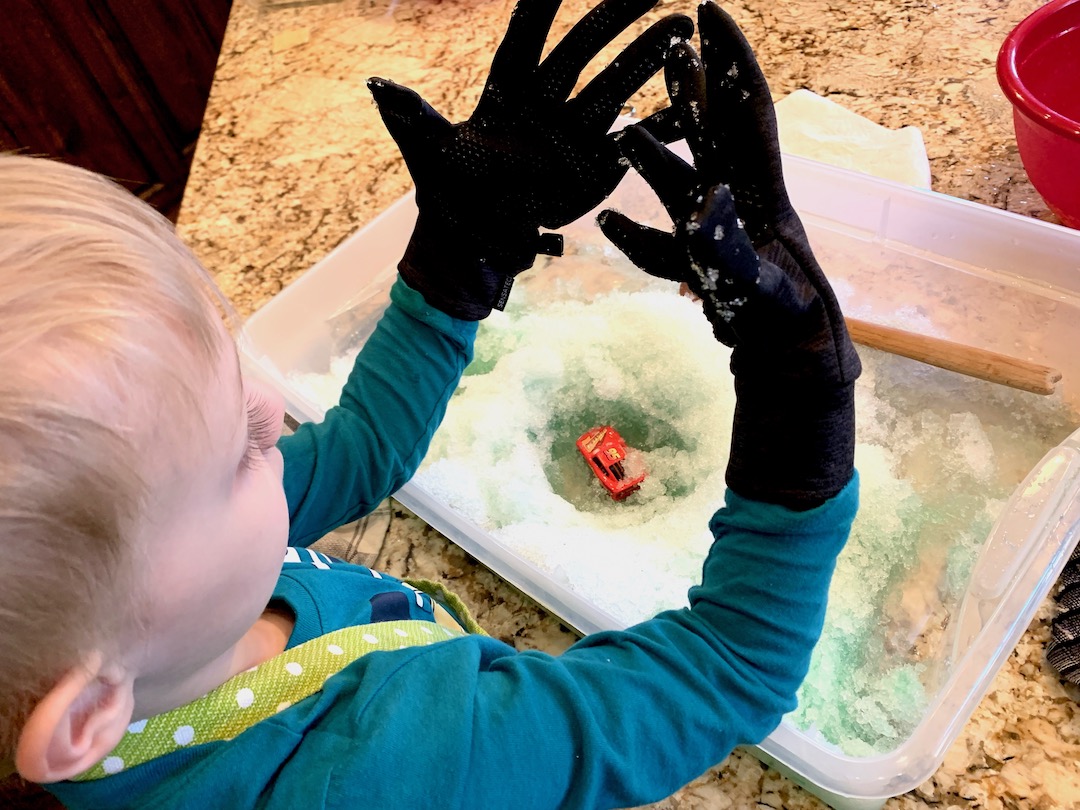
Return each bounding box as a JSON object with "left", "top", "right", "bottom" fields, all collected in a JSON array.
[{"left": 0, "top": 0, "right": 233, "bottom": 221}]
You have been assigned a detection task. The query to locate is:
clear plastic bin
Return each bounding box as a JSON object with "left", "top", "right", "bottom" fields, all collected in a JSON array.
[{"left": 240, "top": 154, "right": 1080, "bottom": 809}]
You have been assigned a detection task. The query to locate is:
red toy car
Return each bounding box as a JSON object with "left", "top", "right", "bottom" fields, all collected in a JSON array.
[{"left": 576, "top": 426, "right": 646, "bottom": 501}]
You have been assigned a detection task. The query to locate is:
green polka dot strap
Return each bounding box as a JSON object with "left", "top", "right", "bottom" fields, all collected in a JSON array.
[
  {"left": 405, "top": 578, "right": 488, "bottom": 636},
  {"left": 74, "top": 619, "right": 465, "bottom": 781}
]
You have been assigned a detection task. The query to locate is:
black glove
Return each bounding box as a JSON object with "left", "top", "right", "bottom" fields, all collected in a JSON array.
[
  {"left": 1047, "top": 545, "right": 1080, "bottom": 684},
  {"left": 597, "top": 2, "right": 861, "bottom": 510},
  {"left": 368, "top": 0, "right": 694, "bottom": 320}
]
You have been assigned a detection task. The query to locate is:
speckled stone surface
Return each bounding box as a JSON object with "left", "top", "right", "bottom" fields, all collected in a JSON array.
[{"left": 177, "top": 0, "right": 1080, "bottom": 807}]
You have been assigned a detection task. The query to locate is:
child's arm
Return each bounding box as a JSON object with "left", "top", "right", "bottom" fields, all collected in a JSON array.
[
  {"left": 598, "top": 1, "right": 862, "bottom": 511},
  {"left": 269, "top": 6, "right": 861, "bottom": 806},
  {"left": 89, "top": 7, "right": 861, "bottom": 806},
  {"left": 280, "top": 278, "right": 477, "bottom": 547},
  {"left": 280, "top": 0, "right": 692, "bottom": 545},
  {"left": 308, "top": 482, "right": 856, "bottom": 808}
]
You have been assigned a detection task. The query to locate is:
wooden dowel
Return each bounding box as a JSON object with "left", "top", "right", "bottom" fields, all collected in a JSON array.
[
  {"left": 677, "top": 284, "right": 1061, "bottom": 395},
  {"left": 846, "top": 317, "right": 1062, "bottom": 396}
]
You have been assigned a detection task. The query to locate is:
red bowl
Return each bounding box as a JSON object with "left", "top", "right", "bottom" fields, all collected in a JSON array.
[{"left": 997, "top": 0, "right": 1080, "bottom": 228}]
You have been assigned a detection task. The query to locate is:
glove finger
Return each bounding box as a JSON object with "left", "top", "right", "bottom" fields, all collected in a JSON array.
[
  {"left": 697, "top": 2, "right": 788, "bottom": 236},
  {"left": 699, "top": 2, "right": 775, "bottom": 146},
  {"left": 683, "top": 183, "right": 760, "bottom": 293},
  {"left": 572, "top": 14, "right": 694, "bottom": 130},
  {"left": 616, "top": 125, "right": 697, "bottom": 222},
  {"left": 597, "top": 209, "right": 686, "bottom": 282},
  {"left": 538, "top": 0, "right": 658, "bottom": 102},
  {"left": 694, "top": 186, "right": 851, "bottom": 362},
  {"left": 367, "top": 78, "right": 452, "bottom": 162},
  {"left": 635, "top": 106, "right": 681, "bottom": 143},
  {"left": 486, "top": 0, "right": 562, "bottom": 86},
  {"left": 664, "top": 41, "right": 718, "bottom": 180}
]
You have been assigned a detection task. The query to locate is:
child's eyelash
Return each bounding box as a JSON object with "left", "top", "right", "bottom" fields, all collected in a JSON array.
[{"left": 241, "top": 396, "right": 279, "bottom": 471}]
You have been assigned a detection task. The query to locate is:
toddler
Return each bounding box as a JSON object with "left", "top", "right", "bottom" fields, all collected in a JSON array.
[{"left": 1, "top": 2, "right": 859, "bottom": 807}]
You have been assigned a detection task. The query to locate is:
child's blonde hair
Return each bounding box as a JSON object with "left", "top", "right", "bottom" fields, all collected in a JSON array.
[{"left": 0, "top": 154, "right": 235, "bottom": 757}]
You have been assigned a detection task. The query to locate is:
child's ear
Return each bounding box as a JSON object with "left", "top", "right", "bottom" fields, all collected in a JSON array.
[{"left": 14, "top": 653, "right": 135, "bottom": 784}]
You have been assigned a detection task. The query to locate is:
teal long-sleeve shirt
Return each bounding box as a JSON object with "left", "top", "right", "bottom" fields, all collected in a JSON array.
[
  {"left": 281, "top": 277, "right": 478, "bottom": 547},
  {"left": 48, "top": 277, "right": 857, "bottom": 809}
]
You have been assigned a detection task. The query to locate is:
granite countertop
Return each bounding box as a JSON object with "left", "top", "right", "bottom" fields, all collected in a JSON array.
[{"left": 177, "top": 0, "right": 1079, "bottom": 807}]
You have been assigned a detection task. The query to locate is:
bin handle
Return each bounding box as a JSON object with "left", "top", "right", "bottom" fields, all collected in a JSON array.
[{"left": 953, "top": 427, "right": 1080, "bottom": 652}]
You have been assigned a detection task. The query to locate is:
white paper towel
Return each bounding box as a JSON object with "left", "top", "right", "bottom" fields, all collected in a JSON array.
[{"left": 774, "top": 89, "right": 932, "bottom": 188}]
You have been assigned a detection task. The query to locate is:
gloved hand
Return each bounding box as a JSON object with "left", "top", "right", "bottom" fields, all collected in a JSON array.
[
  {"left": 597, "top": 1, "right": 861, "bottom": 510},
  {"left": 368, "top": 0, "right": 694, "bottom": 320}
]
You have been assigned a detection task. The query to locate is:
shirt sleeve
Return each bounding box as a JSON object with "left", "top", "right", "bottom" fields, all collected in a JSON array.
[
  {"left": 280, "top": 476, "right": 858, "bottom": 810},
  {"left": 279, "top": 276, "right": 477, "bottom": 547},
  {"left": 44, "top": 478, "right": 857, "bottom": 810}
]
